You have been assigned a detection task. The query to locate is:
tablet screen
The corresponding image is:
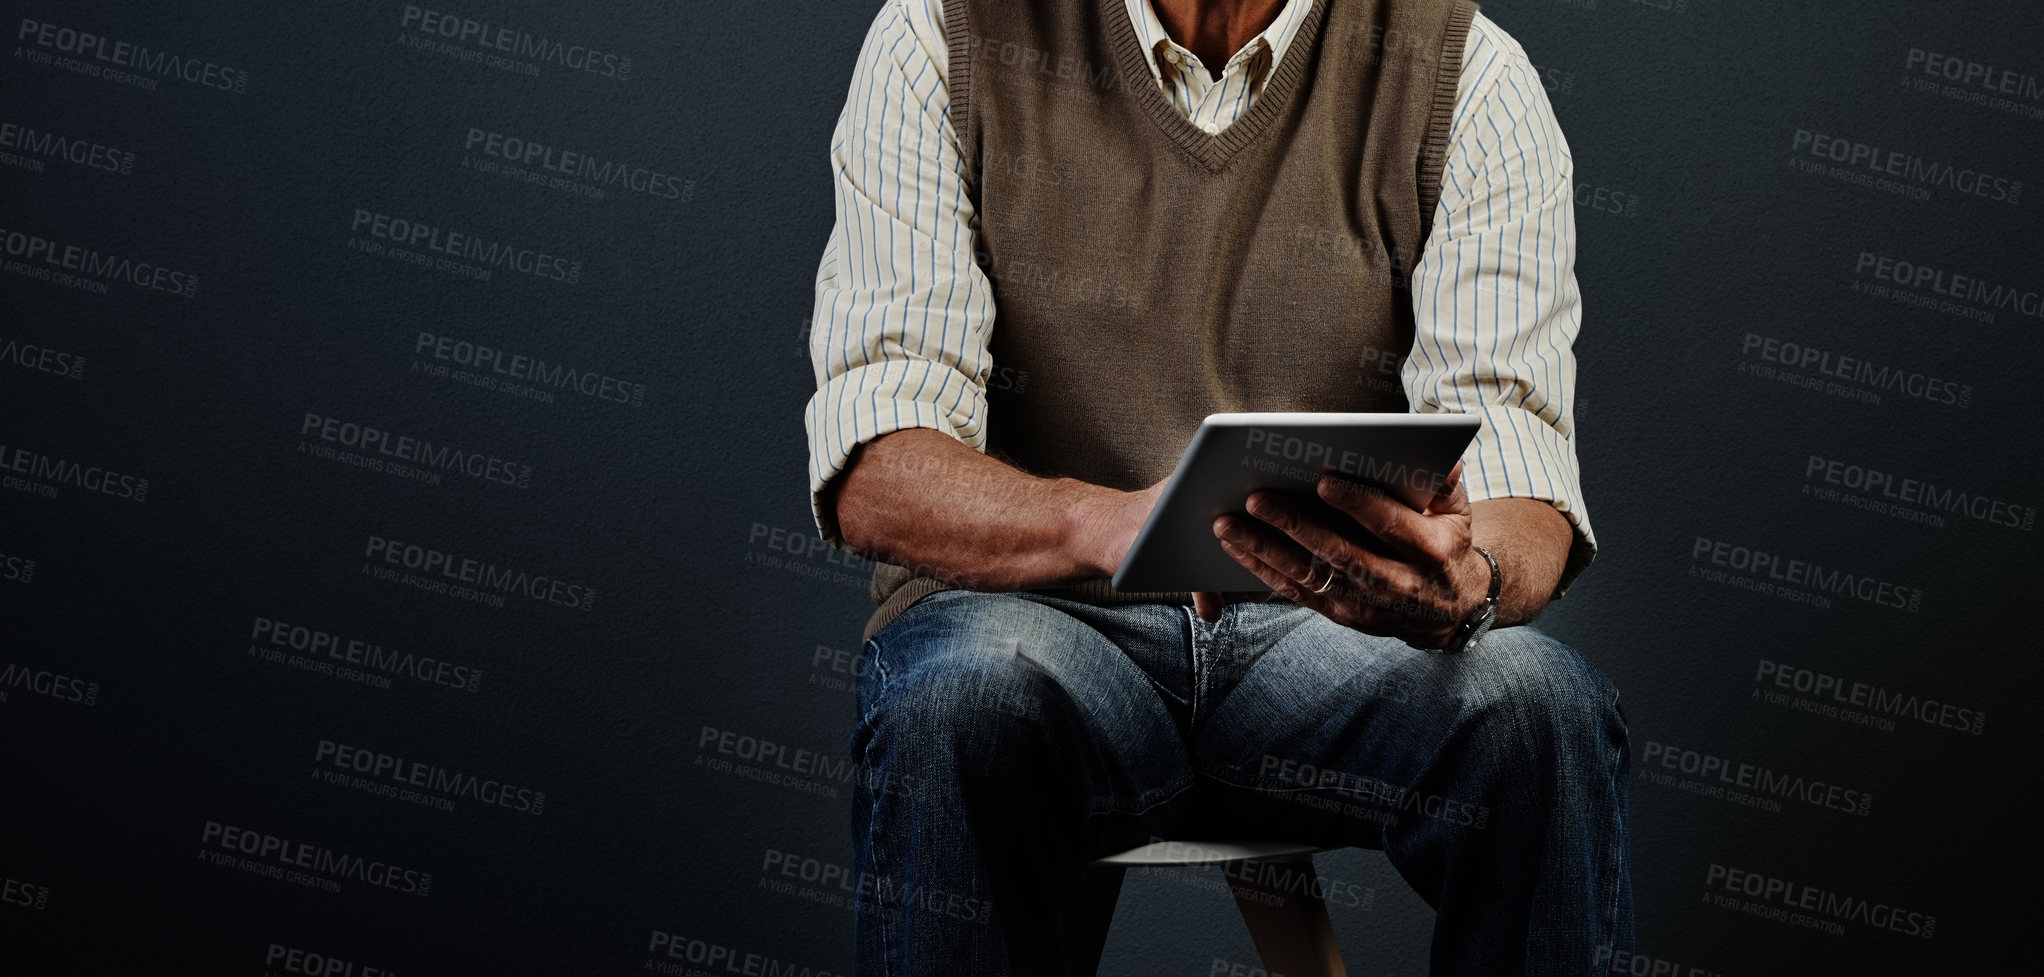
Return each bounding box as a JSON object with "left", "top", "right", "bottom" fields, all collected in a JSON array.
[{"left": 1111, "top": 412, "right": 1480, "bottom": 593}]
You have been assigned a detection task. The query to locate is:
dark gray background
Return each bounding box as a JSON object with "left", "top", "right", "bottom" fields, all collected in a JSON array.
[{"left": 3, "top": 0, "right": 2038, "bottom": 973}]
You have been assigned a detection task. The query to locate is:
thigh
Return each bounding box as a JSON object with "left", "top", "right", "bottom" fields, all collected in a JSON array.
[
  {"left": 859, "top": 590, "right": 1197, "bottom": 821},
  {"left": 1188, "top": 608, "right": 1616, "bottom": 842},
  {"left": 1190, "top": 603, "right": 1428, "bottom": 778}
]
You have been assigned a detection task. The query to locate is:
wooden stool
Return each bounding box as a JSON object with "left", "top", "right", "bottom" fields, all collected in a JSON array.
[{"left": 1061, "top": 840, "right": 1346, "bottom": 977}]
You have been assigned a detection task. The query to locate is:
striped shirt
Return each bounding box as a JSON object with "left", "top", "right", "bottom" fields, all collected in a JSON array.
[
  {"left": 806, "top": 0, "right": 1598, "bottom": 593},
  {"left": 1123, "top": 0, "right": 1312, "bottom": 135}
]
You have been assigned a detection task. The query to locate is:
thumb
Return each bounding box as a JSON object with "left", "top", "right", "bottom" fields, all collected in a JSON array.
[{"left": 1424, "top": 461, "right": 1466, "bottom": 516}]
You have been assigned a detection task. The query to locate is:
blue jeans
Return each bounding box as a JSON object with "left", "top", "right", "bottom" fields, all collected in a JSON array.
[{"left": 850, "top": 590, "right": 1631, "bottom": 976}]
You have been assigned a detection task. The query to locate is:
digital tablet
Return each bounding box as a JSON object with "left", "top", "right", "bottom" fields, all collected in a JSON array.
[{"left": 1111, "top": 412, "right": 1481, "bottom": 593}]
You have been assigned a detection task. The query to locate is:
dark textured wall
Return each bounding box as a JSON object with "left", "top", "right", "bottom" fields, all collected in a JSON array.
[{"left": 3, "top": 1, "right": 2038, "bottom": 973}]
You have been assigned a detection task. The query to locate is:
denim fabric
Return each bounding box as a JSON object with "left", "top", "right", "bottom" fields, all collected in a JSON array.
[{"left": 850, "top": 590, "right": 1631, "bottom": 976}]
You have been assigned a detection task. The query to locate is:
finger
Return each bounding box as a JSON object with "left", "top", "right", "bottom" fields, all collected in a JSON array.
[
  {"left": 1230, "top": 529, "right": 1460, "bottom": 643},
  {"left": 1215, "top": 513, "right": 1322, "bottom": 591},
  {"left": 1233, "top": 542, "right": 1422, "bottom": 640},
  {"left": 1230, "top": 504, "right": 1461, "bottom": 637},
  {"left": 1193, "top": 591, "right": 1225, "bottom": 622},
  {"left": 1316, "top": 475, "right": 1458, "bottom": 565},
  {"left": 1218, "top": 536, "right": 1331, "bottom": 610},
  {"left": 1242, "top": 492, "right": 1430, "bottom": 596},
  {"left": 1422, "top": 461, "right": 1468, "bottom": 517}
]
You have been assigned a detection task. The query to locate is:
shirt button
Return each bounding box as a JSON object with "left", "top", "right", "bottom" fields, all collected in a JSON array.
[{"left": 1202, "top": 122, "right": 1218, "bottom": 134}]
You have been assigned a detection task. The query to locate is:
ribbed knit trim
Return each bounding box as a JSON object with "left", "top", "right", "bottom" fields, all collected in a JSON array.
[
  {"left": 864, "top": 575, "right": 951, "bottom": 643},
  {"left": 1417, "top": 0, "right": 1479, "bottom": 244},
  {"left": 943, "top": 0, "right": 979, "bottom": 177},
  {"left": 862, "top": 567, "right": 1208, "bottom": 643},
  {"left": 1101, "top": 0, "right": 1330, "bottom": 171},
  {"left": 1040, "top": 579, "right": 1198, "bottom": 607}
]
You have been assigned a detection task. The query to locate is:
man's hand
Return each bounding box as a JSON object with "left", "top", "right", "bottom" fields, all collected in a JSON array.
[
  {"left": 1092, "top": 479, "right": 1271, "bottom": 606},
  {"left": 1199, "top": 463, "right": 1491, "bottom": 647}
]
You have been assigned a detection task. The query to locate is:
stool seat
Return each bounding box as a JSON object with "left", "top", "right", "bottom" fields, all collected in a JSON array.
[
  {"left": 1063, "top": 840, "right": 1348, "bottom": 977},
  {"left": 1095, "top": 839, "right": 1321, "bottom": 867}
]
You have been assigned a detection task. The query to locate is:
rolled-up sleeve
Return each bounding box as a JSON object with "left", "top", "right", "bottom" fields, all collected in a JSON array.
[
  {"left": 1406, "top": 18, "right": 1597, "bottom": 597},
  {"left": 805, "top": 0, "right": 995, "bottom": 547}
]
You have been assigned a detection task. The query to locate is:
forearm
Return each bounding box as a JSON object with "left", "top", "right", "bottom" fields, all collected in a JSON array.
[
  {"left": 1469, "top": 497, "right": 1574, "bottom": 626},
  {"left": 829, "top": 428, "right": 1130, "bottom": 591}
]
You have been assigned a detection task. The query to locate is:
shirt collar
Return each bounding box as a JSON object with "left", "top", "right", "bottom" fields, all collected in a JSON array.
[{"left": 1122, "top": 0, "right": 1310, "bottom": 86}]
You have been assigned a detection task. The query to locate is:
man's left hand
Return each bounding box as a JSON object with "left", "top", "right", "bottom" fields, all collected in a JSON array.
[{"left": 1198, "top": 462, "right": 1488, "bottom": 648}]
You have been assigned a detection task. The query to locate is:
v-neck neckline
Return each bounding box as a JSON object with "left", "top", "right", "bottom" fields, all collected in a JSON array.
[{"left": 1103, "top": 0, "right": 1329, "bottom": 172}]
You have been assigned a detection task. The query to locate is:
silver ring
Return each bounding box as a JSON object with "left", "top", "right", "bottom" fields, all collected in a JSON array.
[{"left": 1310, "top": 565, "right": 1337, "bottom": 595}]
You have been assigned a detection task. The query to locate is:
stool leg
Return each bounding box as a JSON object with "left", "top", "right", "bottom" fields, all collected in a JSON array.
[
  {"left": 1060, "top": 864, "right": 1126, "bottom": 977},
  {"left": 1224, "top": 857, "right": 1348, "bottom": 977}
]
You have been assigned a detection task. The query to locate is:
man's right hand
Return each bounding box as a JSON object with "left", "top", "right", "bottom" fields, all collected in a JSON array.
[
  {"left": 1078, "top": 476, "right": 1266, "bottom": 620},
  {"left": 835, "top": 429, "right": 1158, "bottom": 592},
  {"left": 835, "top": 431, "right": 1272, "bottom": 614}
]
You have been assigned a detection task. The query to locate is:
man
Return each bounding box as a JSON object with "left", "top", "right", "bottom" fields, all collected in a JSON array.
[{"left": 804, "top": 0, "right": 1630, "bottom": 973}]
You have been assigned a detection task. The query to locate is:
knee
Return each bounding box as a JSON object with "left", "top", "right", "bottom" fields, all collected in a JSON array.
[
  {"left": 1449, "top": 626, "right": 1625, "bottom": 757},
  {"left": 860, "top": 641, "right": 1064, "bottom": 775}
]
